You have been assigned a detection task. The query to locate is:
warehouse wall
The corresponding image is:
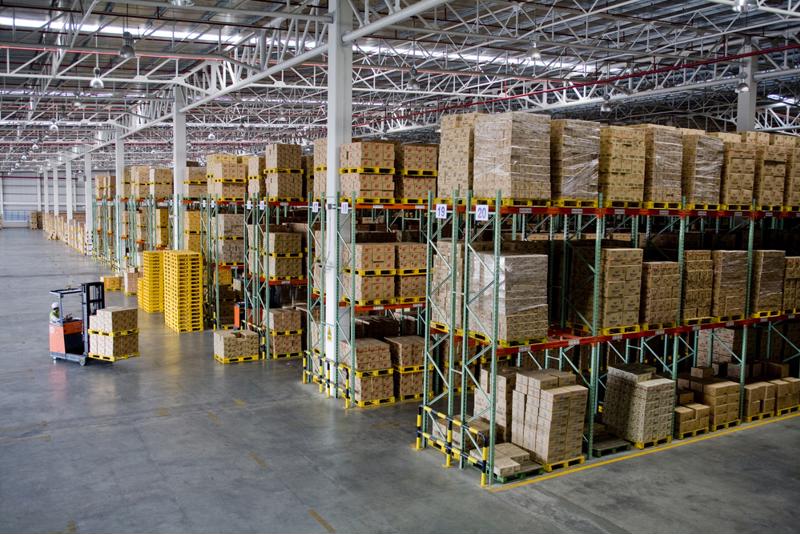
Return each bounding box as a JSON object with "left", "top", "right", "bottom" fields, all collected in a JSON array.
[{"left": 0, "top": 173, "right": 87, "bottom": 227}]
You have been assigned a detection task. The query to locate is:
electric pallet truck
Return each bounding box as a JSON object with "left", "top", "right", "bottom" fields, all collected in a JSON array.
[{"left": 48, "top": 282, "right": 105, "bottom": 366}]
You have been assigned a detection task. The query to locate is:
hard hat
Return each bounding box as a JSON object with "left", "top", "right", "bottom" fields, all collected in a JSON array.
[{"left": 51, "top": 302, "right": 59, "bottom": 309}]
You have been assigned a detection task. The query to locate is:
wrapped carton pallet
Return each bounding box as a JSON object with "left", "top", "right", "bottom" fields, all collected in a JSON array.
[
  {"left": 599, "top": 126, "right": 646, "bottom": 203},
  {"left": 773, "top": 377, "right": 800, "bottom": 410},
  {"left": 719, "top": 142, "right": 756, "bottom": 207},
  {"left": 473, "top": 112, "right": 550, "bottom": 199},
  {"left": 743, "top": 382, "right": 773, "bottom": 417},
  {"left": 216, "top": 239, "right": 244, "bottom": 264},
  {"left": 396, "top": 144, "right": 438, "bottom": 171},
  {"left": 344, "top": 275, "right": 394, "bottom": 302},
  {"left": 754, "top": 145, "right": 788, "bottom": 208},
  {"left": 631, "top": 124, "right": 682, "bottom": 204},
  {"left": 213, "top": 330, "right": 259, "bottom": 360},
  {"left": 572, "top": 247, "right": 643, "bottom": 330},
  {"left": 682, "top": 250, "right": 714, "bottom": 320},
  {"left": 183, "top": 210, "right": 202, "bottom": 233},
  {"left": 711, "top": 250, "right": 748, "bottom": 318},
  {"left": 550, "top": 119, "right": 600, "bottom": 202},
  {"left": 394, "top": 367, "right": 432, "bottom": 399},
  {"left": 437, "top": 113, "right": 481, "bottom": 196},
  {"left": 784, "top": 148, "right": 800, "bottom": 209},
  {"left": 269, "top": 333, "right": 302, "bottom": 357},
  {"left": 213, "top": 213, "right": 244, "bottom": 238},
  {"left": 89, "top": 331, "right": 138, "bottom": 360},
  {"left": 640, "top": 261, "right": 680, "bottom": 327},
  {"left": 267, "top": 232, "right": 303, "bottom": 254},
  {"left": 750, "top": 250, "right": 785, "bottom": 314},
  {"left": 709, "top": 131, "right": 742, "bottom": 144},
  {"left": 265, "top": 144, "right": 301, "bottom": 170},
  {"left": 511, "top": 369, "right": 586, "bottom": 464},
  {"left": 266, "top": 307, "right": 303, "bottom": 331},
  {"left": 782, "top": 256, "right": 800, "bottom": 311},
  {"left": 470, "top": 252, "right": 549, "bottom": 342},
  {"left": 604, "top": 364, "right": 675, "bottom": 444},
  {"left": 681, "top": 133, "right": 724, "bottom": 206}
]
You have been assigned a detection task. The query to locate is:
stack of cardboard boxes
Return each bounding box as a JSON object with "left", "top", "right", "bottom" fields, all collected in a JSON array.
[
  {"left": 772, "top": 377, "right": 800, "bottom": 412},
  {"left": 472, "top": 112, "right": 551, "bottom": 200},
  {"left": 750, "top": 250, "right": 786, "bottom": 314},
  {"left": 259, "top": 230, "right": 304, "bottom": 280},
  {"left": 183, "top": 210, "right": 202, "bottom": 253},
  {"left": 395, "top": 144, "right": 438, "bottom": 200},
  {"left": 342, "top": 242, "right": 396, "bottom": 303},
  {"left": 640, "top": 261, "right": 680, "bottom": 327},
  {"left": 711, "top": 250, "right": 748, "bottom": 319},
  {"left": 395, "top": 243, "right": 426, "bottom": 300},
  {"left": 266, "top": 308, "right": 303, "bottom": 359},
  {"left": 28, "top": 211, "right": 42, "bottom": 229},
  {"left": 782, "top": 256, "right": 800, "bottom": 311},
  {"left": 673, "top": 384, "right": 711, "bottom": 438},
  {"left": 339, "top": 338, "right": 394, "bottom": 404},
  {"left": 123, "top": 269, "right": 139, "bottom": 295},
  {"left": 183, "top": 166, "right": 208, "bottom": 198},
  {"left": 386, "top": 335, "right": 427, "bottom": 399},
  {"left": 243, "top": 155, "right": 265, "bottom": 197},
  {"left": 682, "top": 250, "right": 714, "bottom": 321},
  {"left": 437, "top": 113, "right": 481, "bottom": 196},
  {"left": 510, "top": 369, "right": 587, "bottom": 465},
  {"left": 719, "top": 141, "right": 756, "bottom": 208},
  {"left": 784, "top": 147, "right": 800, "bottom": 209},
  {"left": 599, "top": 126, "right": 646, "bottom": 204},
  {"left": 550, "top": 119, "right": 600, "bottom": 204},
  {"left": 88, "top": 306, "right": 139, "bottom": 362},
  {"left": 340, "top": 142, "right": 395, "bottom": 198},
  {"left": 207, "top": 153, "right": 247, "bottom": 198},
  {"left": 264, "top": 144, "right": 303, "bottom": 199},
  {"left": 632, "top": 124, "right": 683, "bottom": 205},
  {"left": 213, "top": 213, "right": 245, "bottom": 264},
  {"left": 213, "top": 330, "right": 259, "bottom": 364},
  {"left": 101, "top": 275, "right": 122, "bottom": 291},
  {"left": 94, "top": 174, "right": 116, "bottom": 199},
  {"left": 470, "top": 252, "right": 549, "bottom": 342},
  {"left": 129, "top": 166, "right": 150, "bottom": 199},
  {"left": 604, "top": 364, "right": 675, "bottom": 445},
  {"left": 681, "top": 132, "right": 724, "bottom": 207},
  {"left": 572, "top": 247, "right": 643, "bottom": 331},
  {"left": 430, "top": 239, "right": 464, "bottom": 329},
  {"left": 148, "top": 167, "right": 173, "bottom": 199},
  {"left": 742, "top": 381, "right": 777, "bottom": 418},
  {"left": 754, "top": 146, "right": 788, "bottom": 209},
  {"left": 313, "top": 138, "right": 327, "bottom": 199}
]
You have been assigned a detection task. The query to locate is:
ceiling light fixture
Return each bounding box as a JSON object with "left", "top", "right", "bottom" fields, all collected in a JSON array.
[
  {"left": 49, "top": 121, "right": 59, "bottom": 132},
  {"left": 32, "top": 142, "right": 39, "bottom": 150},
  {"left": 90, "top": 67, "right": 104, "bottom": 89},
  {"left": 408, "top": 66, "right": 421, "bottom": 91},
  {"left": 119, "top": 31, "right": 136, "bottom": 59},
  {"left": 732, "top": 0, "right": 757, "bottom": 13},
  {"left": 736, "top": 79, "right": 750, "bottom": 93},
  {"left": 207, "top": 132, "right": 216, "bottom": 140},
  {"left": 527, "top": 40, "right": 542, "bottom": 61},
  {"left": 600, "top": 102, "right": 613, "bottom": 113},
  {"left": 21, "top": 154, "right": 28, "bottom": 160},
  {"left": 169, "top": 0, "right": 195, "bottom": 6}
]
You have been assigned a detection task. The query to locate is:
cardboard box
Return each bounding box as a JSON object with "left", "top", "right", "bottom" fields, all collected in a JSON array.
[
  {"left": 395, "top": 177, "right": 436, "bottom": 199},
  {"left": 784, "top": 148, "right": 800, "bottom": 208},
  {"left": 89, "top": 332, "right": 138, "bottom": 358},
  {"left": 719, "top": 142, "right": 756, "bottom": 206},
  {"left": 340, "top": 142, "right": 394, "bottom": 169},
  {"left": 385, "top": 335, "right": 425, "bottom": 367},
  {"left": 342, "top": 243, "right": 396, "bottom": 270},
  {"left": 754, "top": 145, "right": 788, "bottom": 207},
  {"left": 711, "top": 250, "right": 748, "bottom": 318},
  {"left": 267, "top": 308, "right": 303, "bottom": 331},
  {"left": 630, "top": 124, "right": 682, "bottom": 203},
  {"left": 396, "top": 275, "right": 425, "bottom": 298},
  {"left": 265, "top": 144, "right": 302, "bottom": 170},
  {"left": 213, "top": 330, "right": 259, "bottom": 359},
  {"left": 395, "top": 242, "right": 426, "bottom": 270},
  {"left": 437, "top": 113, "right": 481, "bottom": 195},
  {"left": 90, "top": 306, "right": 137, "bottom": 332},
  {"left": 342, "top": 338, "right": 391, "bottom": 370},
  {"left": 640, "top": 261, "right": 680, "bottom": 326},
  {"left": 396, "top": 144, "right": 438, "bottom": 171},
  {"left": 750, "top": 250, "right": 785, "bottom": 313}
]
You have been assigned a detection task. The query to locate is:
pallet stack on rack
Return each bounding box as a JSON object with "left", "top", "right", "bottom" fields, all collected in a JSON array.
[
  {"left": 394, "top": 144, "right": 437, "bottom": 201},
  {"left": 681, "top": 131, "right": 724, "bottom": 208},
  {"left": 750, "top": 250, "right": 786, "bottom": 316},
  {"left": 340, "top": 142, "right": 395, "bottom": 199},
  {"left": 267, "top": 308, "right": 304, "bottom": 360},
  {"left": 138, "top": 250, "right": 164, "bottom": 313},
  {"left": 599, "top": 126, "right": 646, "bottom": 206},
  {"left": 550, "top": 119, "right": 600, "bottom": 206},
  {"left": 264, "top": 144, "right": 303, "bottom": 200},
  {"left": 784, "top": 145, "right": 800, "bottom": 210},
  {"left": 711, "top": 250, "right": 748, "bottom": 320},
  {"left": 212, "top": 213, "right": 244, "bottom": 327},
  {"left": 718, "top": 138, "right": 756, "bottom": 210},
  {"left": 183, "top": 210, "right": 203, "bottom": 253},
  {"left": 207, "top": 154, "right": 247, "bottom": 200},
  {"left": 385, "top": 335, "right": 427, "bottom": 401},
  {"left": 164, "top": 250, "right": 203, "bottom": 333},
  {"left": 783, "top": 257, "right": 800, "bottom": 312},
  {"left": 437, "top": 113, "right": 480, "bottom": 195},
  {"left": 682, "top": 250, "right": 714, "bottom": 322},
  {"left": 244, "top": 155, "right": 265, "bottom": 197},
  {"left": 640, "top": 261, "right": 680, "bottom": 329},
  {"left": 632, "top": 124, "right": 682, "bottom": 208},
  {"left": 183, "top": 166, "right": 208, "bottom": 199},
  {"left": 754, "top": 146, "right": 788, "bottom": 210},
  {"left": 312, "top": 138, "right": 327, "bottom": 199},
  {"left": 339, "top": 338, "right": 395, "bottom": 407},
  {"left": 88, "top": 306, "right": 139, "bottom": 362},
  {"left": 213, "top": 329, "right": 259, "bottom": 364}
]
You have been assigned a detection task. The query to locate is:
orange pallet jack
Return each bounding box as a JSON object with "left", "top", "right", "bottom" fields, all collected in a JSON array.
[{"left": 49, "top": 282, "right": 105, "bottom": 366}]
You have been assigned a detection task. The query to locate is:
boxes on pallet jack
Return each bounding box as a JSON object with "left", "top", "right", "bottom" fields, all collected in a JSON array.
[{"left": 88, "top": 306, "right": 139, "bottom": 361}]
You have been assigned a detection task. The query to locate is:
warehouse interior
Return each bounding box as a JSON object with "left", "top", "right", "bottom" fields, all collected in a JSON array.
[{"left": 2, "top": 1, "right": 800, "bottom": 533}]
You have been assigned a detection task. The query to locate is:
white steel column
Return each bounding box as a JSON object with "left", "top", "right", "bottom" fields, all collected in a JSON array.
[
  {"left": 43, "top": 168, "right": 49, "bottom": 214},
  {"left": 37, "top": 173, "right": 43, "bottom": 211},
  {"left": 65, "top": 159, "right": 73, "bottom": 221},
  {"left": 84, "top": 149, "right": 93, "bottom": 250},
  {"left": 173, "top": 87, "right": 187, "bottom": 249},
  {"left": 115, "top": 126, "right": 125, "bottom": 268},
  {"left": 737, "top": 46, "right": 757, "bottom": 132},
  {"left": 0, "top": 177, "right": 4, "bottom": 220},
  {"left": 53, "top": 164, "right": 60, "bottom": 216},
  {"left": 324, "top": 0, "right": 353, "bottom": 393}
]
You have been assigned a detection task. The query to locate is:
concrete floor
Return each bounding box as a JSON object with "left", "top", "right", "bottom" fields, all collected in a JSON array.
[{"left": 1, "top": 228, "right": 798, "bottom": 534}]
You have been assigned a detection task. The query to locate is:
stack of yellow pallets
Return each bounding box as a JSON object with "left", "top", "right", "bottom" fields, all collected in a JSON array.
[
  {"left": 164, "top": 250, "right": 203, "bottom": 333},
  {"left": 138, "top": 250, "right": 164, "bottom": 313}
]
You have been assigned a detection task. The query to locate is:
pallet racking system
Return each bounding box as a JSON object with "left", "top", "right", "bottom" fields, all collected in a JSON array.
[{"left": 416, "top": 194, "right": 800, "bottom": 486}]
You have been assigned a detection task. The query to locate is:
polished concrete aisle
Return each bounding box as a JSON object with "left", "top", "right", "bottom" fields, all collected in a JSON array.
[{"left": 1, "top": 229, "right": 798, "bottom": 534}]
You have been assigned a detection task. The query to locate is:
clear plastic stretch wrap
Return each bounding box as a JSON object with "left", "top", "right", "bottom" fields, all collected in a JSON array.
[
  {"left": 783, "top": 256, "right": 800, "bottom": 311},
  {"left": 682, "top": 250, "right": 713, "bottom": 320},
  {"left": 711, "top": 250, "right": 748, "bottom": 317},
  {"left": 754, "top": 145, "right": 788, "bottom": 207},
  {"left": 640, "top": 261, "right": 680, "bottom": 326},
  {"left": 785, "top": 148, "right": 800, "bottom": 208},
  {"left": 681, "top": 133, "right": 723, "bottom": 205},
  {"left": 599, "top": 126, "right": 646, "bottom": 203},
  {"left": 472, "top": 112, "right": 551, "bottom": 199},
  {"left": 750, "top": 250, "right": 786, "bottom": 313},
  {"left": 470, "top": 252, "right": 548, "bottom": 342},
  {"left": 634, "top": 125, "right": 683, "bottom": 203},
  {"left": 550, "top": 119, "right": 600, "bottom": 201},
  {"left": 437, "top": 113, "right": 481, "bottom": 196}
]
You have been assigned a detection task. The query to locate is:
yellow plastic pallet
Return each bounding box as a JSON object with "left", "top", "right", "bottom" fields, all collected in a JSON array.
[
  {"left": 674, "top": 427, "right": 708, "bottom": 440},
  {"left": 713, "top": 314, "right": 744, "bottom": 323},
  {"left": 724, "top": 203, "right": 750, "bottom": 211},
  {"left": 342, "top": 268, "right": 396, "bottom": 276},
  {"left": 399, "top": 169, "right": 437, "bottom": 177},
  {"left": 214, "top": 353, "right": 263, "bottom": 364},
  {"left": 710, "top": 419, "right": 740, "bottom": 432},
  {"left": 776, "top": 404, "right": 799, "bottom": 416},
  {"left": 743, "top": 411, "right": 774, "bottom": 423},
  {"left": 395, "top": 364, "right": 425, "bottom": 373},
  {"left": 339, "top": 166, "right": 395, "bottom": 175},
  {"left": 633, "top": 436, "right": 672, "bottom": 449},
  {"left": 754, "top": 204, "right": 782, "bottom": 211},
  {"left": 270, "top": 352, "right": 303, "bottom": 360},
  {"left": 640, "top": 322, "right": 678, "bottom": 331},
  {"left": 87, "top": 328, "right": 138, "bottom": 337},
  {"left": 396, "top": 268, "right": 427, "bottom": 276},
  {"left": 643, "top": 201, "right": 681, "bottom": 209},
  {"left": 682, "top": 316, "right": 714, "bottom": 326},
  {"left": 543, "top": 455, "right": 585, "bottom": 472},
  {"left": 554, "top": 198, "right": 598, "bottom": 208},
  {"left": 751, "top": 310, "right": 780, "bottom": 318},
  {"left": 88, "top": 352, "right": 140, "bottom": 363},
  {"left": 604, "top": 199, "right": 642, "bottom": 208},
  {"left": 473, "top": 198, "right": 550, "bottom": 207},
  {"left": 354, "top": 396, "right": 396, "bottom": 408}
]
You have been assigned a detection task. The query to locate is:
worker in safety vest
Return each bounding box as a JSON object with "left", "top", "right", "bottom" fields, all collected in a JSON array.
[{"left": 49, "top": 302, "right": 60, "bottom": 323}]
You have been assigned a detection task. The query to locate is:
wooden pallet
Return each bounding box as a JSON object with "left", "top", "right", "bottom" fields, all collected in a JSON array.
[
  {"left": 632, "top": 436, "right": 672, "bottom": 449},
  {"left": 543, "top": 455, "right": 585, "bottom": 472}
]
